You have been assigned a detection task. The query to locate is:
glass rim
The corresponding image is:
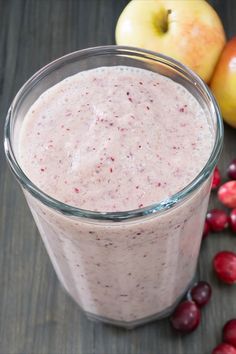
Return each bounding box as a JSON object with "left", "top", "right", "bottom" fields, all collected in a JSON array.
[{"left": 4, "top": 45, "right": 224, "bottom": 221}]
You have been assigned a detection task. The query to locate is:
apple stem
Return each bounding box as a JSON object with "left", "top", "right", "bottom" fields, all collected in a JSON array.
[{"left": 156, "top": 8, "right": 172, "bottom": 34}]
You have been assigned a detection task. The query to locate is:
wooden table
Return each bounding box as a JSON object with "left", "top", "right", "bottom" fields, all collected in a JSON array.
[{"left": 0, "top": 1, "right": 236, "bottom": 353}]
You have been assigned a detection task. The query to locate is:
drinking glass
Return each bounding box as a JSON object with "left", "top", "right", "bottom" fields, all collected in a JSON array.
[{"left": 4, "top": 46, "right": 223, "bottom": 328}]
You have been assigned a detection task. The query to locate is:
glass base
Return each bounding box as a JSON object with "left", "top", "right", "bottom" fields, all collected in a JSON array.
[
  {"left": 63, "top": 275, "right": 196, "bottom": 329},
  {"left": 85, "top": 295, "right": 185, "bottom": 329}
]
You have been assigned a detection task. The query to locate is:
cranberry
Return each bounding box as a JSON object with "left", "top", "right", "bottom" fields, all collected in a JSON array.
[
  {"left": 223, "top": 319, "right": 236, "bottom": 347},
  {"left": 228, "top": 159, "right": 236, "bottom": 180},
  {"left": 212, "top": 166, "right": 221, "bottom": 190},
  {"left": 170, "top": 300, "right": 200, "bottom": 333},
  {"left": 218, "top": 181, "right": 236, "bottom": 209},
  {"left": 203, "top": 220, "right": 210, "bottom": 239},
  {"left": 206, "top": 209, "right": 229, "bottom": 232},
  {"left": 213, "top": 251, "right": 236, "bottom": 284},
  {"left": 212, "top": 343, "right": 236, "bottom": 354},
  {"left": 190, "top": 281, "right": 212, "bottom": 308},
  {"left": 230, "top": 209, "right": 236, "bottom": 232}
]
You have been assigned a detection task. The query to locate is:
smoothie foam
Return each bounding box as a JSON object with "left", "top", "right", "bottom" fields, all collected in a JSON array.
[{"left": 19, "top": 66, "right": 213, "bottom": 212}]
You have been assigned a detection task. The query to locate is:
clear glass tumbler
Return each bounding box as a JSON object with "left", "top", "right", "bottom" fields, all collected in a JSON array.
[{"left": 4, "top": 46, "right": 223, "bottom": 328}]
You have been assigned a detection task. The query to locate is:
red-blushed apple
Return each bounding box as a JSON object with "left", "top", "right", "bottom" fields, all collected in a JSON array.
[
  {"left": 115, "top": 0, "right": 226, "bottom": 82},
  {"left": 210, "top": 37, "right": 236, "bottom": 128}
]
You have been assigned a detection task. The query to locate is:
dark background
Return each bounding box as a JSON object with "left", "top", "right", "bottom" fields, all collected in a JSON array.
[{"left": 0, "top": 1, "right": 236, "bottom": 353}]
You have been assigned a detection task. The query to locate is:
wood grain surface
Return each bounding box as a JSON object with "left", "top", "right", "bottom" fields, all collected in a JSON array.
[{"left": 0, "top": 1, "right": 236, "bottom": 353}]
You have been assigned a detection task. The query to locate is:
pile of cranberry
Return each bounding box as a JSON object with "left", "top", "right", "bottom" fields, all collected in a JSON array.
[{"left": 170, "top": 159, "right": 236, "bottom": 354}]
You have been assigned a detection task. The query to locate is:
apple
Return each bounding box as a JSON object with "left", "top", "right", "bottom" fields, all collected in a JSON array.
[
  {"left": 115, "top": 0, "right": 226, "bottom": 82},
  {"left": 210, "top": 37, "right": 236, "bottom": 128}
]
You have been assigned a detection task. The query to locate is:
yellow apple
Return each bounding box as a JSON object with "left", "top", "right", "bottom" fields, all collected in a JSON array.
[
  {"left": 210, "top": 37, "right": 236, "bottom": 128},
  {"left": 115, "top": 0, "right": 226, "bottom": 82}
]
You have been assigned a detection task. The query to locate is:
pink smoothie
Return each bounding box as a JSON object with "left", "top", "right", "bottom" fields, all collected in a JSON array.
[{"left": 18, "top": 66, "right": 213, "bottom": 325}]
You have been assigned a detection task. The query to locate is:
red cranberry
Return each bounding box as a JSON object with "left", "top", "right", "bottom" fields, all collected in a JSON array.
[
  {"left": 218, "top": 181, "right": 236, "bottom": 209},
  {"left": 213, "top": 251, "right": 236, "bottom": 284},
  {"left": 203, "top": 220, "right": 210, "bottom": 239},
  {"left": 190, "top": 281, "right": 212, "bottom": 308},
  {"left": 230, "top": 209, "right": 236, "bottom": 233},
  {"left": 223, "top": 319, "right": 236, "bottom": 347},
  {"left": 206, "top": 209, "right": 229, "bottom": 232},
  {"left": 212, "top": 343, "right": 236, "bottom": 354},
  {"left": 170, "top": 300, "right": 200, "bottom": 333},
  {"left": 228, "top": 159, "right": 236, "bottom": 180},
  {"left": 212, "top": 166, "right": 221, "bottom": 190}
]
